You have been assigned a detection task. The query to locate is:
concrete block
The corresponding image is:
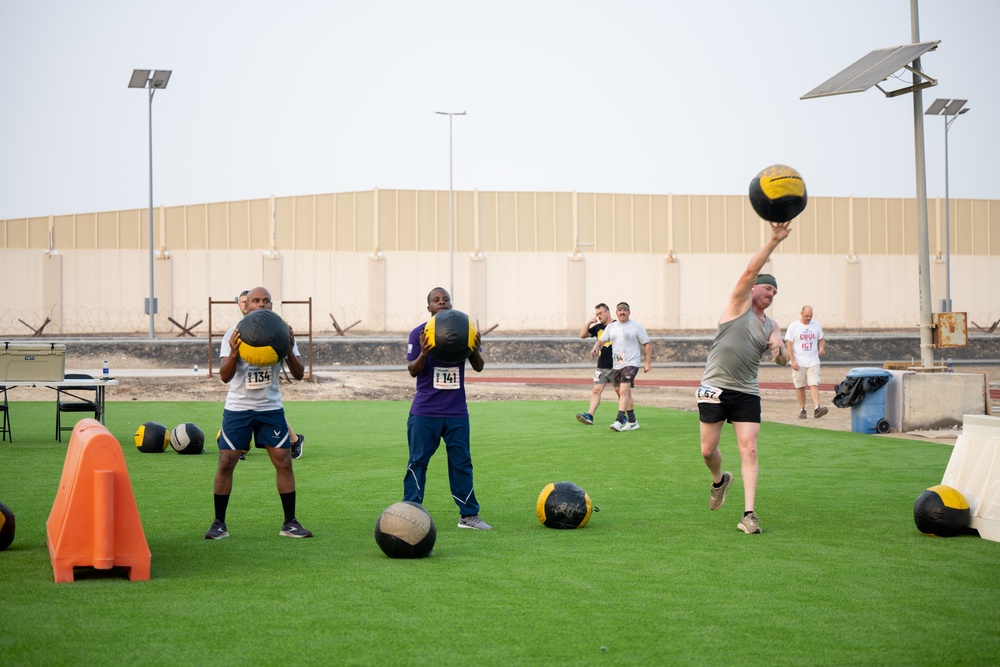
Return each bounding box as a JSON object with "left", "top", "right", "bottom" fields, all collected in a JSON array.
[{"left": 899, "top": 372, "right": 989, "bottom": 432}]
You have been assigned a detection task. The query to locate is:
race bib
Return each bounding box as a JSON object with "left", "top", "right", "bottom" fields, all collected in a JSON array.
[
  {"left": 696, "top": 383, "right": 723, "bottom": 404},
  {"left": 245, "top": 366, "right": 271, "bottom": 390},
  {"left": 614, "top": 352, "right": 626, "bottom": 364},
  {"left": 433, "top": 366, "right": 461, "bottom": 390}
]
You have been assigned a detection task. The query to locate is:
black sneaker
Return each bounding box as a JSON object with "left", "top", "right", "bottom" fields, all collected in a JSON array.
[
  {"left": 279, "top": 518, "right": 313, "bottom": 538},
  {"left": 204, "top": 519, "right": 229, "bottom": 540},
  {"left": 291, "top": 434, "right": 305, "bottom": 460},
  {"left": 238, "top": 452, "right": 247, "bottom": 461}
]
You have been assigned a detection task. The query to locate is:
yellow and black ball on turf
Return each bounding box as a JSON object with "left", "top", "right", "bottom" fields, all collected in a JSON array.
[
  {"left": 749, "top": 164, "right": 807, "bottom": 223},
  {"left": 135, "top": 421, "right": 170, "bottom": 453},
  {"left": 0, "top": 501, "right": 16, "bottom": 551},
  {"left": 426, "top": 309, "right": 478, "bottom": 363},
  {"left": 170, "top": 422, "right": 205, "bottom": 455},
  {"left": 237, "top": 309, "right": 291, "bottom": 367},
  {"left": 536, "top": 481, "right": 594, "bottom": 529},
  {"left": 913, "top": 484, "right": 971, "bottom": 537},
  {"left": 374, "top": 501, "right": 437, "bottom": 559}
]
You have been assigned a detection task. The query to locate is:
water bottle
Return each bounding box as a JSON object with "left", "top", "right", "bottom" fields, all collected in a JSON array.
[
  {"left": 102, "top": 360, "right": 109, "bottom": 379},
  {"left": 193, "top": 364, "right": 199, "bottom": 375},
  {"left": 947, "top": 357, "right": 953, "bottom": 373}
]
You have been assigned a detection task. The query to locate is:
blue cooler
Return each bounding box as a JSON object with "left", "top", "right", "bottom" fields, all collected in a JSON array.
[{"left": 846, "top": 367, "right": 893, "bottom": 434}]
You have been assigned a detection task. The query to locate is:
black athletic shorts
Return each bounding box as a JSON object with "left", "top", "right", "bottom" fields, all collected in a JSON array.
[
  {"left": 698, "top": 388, "right": 761, "bottom": 424},
  {"left": 612, "top": 366, "right": 639, "bottom": 388}
]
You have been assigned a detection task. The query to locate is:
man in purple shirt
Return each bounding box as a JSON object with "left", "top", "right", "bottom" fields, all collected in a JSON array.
[{"left": 404, "top": 287, "right": 492, "bottom": 530}]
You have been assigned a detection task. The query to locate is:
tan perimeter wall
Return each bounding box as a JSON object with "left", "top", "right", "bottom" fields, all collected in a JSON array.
[{"left": 1, "top": 189, "right": 997, "bottom": 335}]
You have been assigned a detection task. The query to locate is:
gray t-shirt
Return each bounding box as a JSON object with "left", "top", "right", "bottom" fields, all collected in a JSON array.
[{"left": 701, "top": 309, "right": 774, "bottom": 397}]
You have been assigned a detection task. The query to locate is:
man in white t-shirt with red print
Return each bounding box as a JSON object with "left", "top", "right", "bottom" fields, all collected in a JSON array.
[{"left": 784, "top": 305, "right": 827, "bottom": 419}]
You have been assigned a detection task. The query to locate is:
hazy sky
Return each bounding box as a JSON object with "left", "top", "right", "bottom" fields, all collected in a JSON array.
[{"left": 1, "top": 0, "right": 997, "bottom": 220}]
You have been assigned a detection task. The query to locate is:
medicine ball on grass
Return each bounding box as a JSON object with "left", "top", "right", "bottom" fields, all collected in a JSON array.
[
  {"left": 170, "top": 422, "right": 205, "bottom": 455},
  {"left": 0, "top": 501, "right": 15, "bottom": 551},
  {"left": 914, "top": 485, "right": 971, "bottom": 537},
  {"left": 135, "top": 421, "right": 169, "bottom": 453},
  {"left": 237, "top": 309, "right": 291, "bottom": 366},
  {"left": 374, "top": 501, "right": 437, "bottom": 559},
  {"left": 536, "top": 481, "right": 595, "bottom": 529},
  {"left": 425, "top": 309, "right": 478, "bottom": 363},
  {"left": 749, "top": 164, "right": 807, "bottom": 223}
]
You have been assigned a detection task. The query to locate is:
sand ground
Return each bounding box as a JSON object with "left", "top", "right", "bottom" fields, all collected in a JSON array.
[{"left": 15, "top": 358, "right": 998, "bottom": 445}]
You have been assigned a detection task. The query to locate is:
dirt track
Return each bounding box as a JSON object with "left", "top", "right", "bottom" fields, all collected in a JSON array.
[{"left": 17, "top": 359, "right": 988, "bottom": 446}]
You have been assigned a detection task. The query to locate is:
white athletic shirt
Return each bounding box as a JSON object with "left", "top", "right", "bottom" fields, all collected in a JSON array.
[
  {"left": 600, "top": 319, "right": 650, "bottom": 370},
  {"left": 220, "top": 324, "right": 300, "bottom": 411},
  {"left": 784, "top": 319, "right": 824, "bottom": 368}
]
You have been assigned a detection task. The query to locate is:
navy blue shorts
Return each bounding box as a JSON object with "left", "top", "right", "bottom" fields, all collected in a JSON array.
[
  {"left": 698, "top": 389, "right": 761, "bottom": 424},
  {"left": 218, "top": 408, "right": 289, "bottom": 451}
]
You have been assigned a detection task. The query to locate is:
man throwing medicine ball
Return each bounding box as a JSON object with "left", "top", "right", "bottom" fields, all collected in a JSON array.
[
  {"left": 204, "top": 286, "right": 311, "bottom": 540},
  {"left": 697, "top": 223, "right": 791, "bottom": 535},
  {"left": 404, "top": 287, "right": 492, "bottom": 530}
]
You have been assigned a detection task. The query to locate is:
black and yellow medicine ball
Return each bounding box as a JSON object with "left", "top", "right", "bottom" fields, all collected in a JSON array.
[
  {"left": 374, "top": 501, "right": 437, "bottom": 559},
  {"left": 425, "top": 309, "right": 478, "bottom": 363},
  {"left": 536, "top": 481, "right": 595, "bottom": 529},
  {"left": 135, "top": 421, "right": 170, "bottom": 453},
  {"left": 170, "top": 422, "right": 205, "bottom": 455},
  {"left": 913, "top": 484, "right": 971, "bottom": 537},
  {"left": 749, "top": 164, "right": 808, "bottom": 223},
  {"left": 237, "top": 309, "right": 291, "bottom": 367},
  {"left": 0, "top": 501, "right": 16, "bottom": 551}
]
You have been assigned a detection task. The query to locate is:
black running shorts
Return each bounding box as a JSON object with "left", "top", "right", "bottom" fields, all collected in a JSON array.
[{"left": 698, "top": 389, "right": 761, "bottom": 424}]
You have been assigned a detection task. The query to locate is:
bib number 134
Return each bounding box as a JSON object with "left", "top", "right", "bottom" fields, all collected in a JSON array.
[{"left": 246, "top": 367, "right": 271, "bottom": 390}]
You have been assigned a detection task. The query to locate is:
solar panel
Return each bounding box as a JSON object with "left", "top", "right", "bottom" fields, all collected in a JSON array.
[{"left": 801, "top": 41, "right": 940, "bottom": 100}]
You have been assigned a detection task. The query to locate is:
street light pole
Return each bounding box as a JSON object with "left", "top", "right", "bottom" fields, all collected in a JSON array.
[
  {"left": 129, "top": 69, "right": 172, "bottom": 339},
  {"left": 435, "top": 111, "right": 466, "bottom": 299},
  {"left": 925, "top": 98, "right": 969, "bottom": 313}
]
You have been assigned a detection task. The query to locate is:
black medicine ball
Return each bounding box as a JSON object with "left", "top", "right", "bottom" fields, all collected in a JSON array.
[
  {"left": 749, "top": 164, "right": 807, "bottom": 223},
  {"left": 914, "top": 485, "right": 971, "bottom": 537},
  {"left": 238, "top": 309, "right": 291, "bottom": 367},
  {"left": 426, "top": 309, "right": 477, "bottom": 364},
  {"left": 134, "top": 421, "right": 169, "bottom": 453},
  {"left": 0, "top": 502, "right": 15, "bottom": 551},
  {"left": 374, "top": 501, "right": 437, "bottom": 559},
  {"left": 536, "top": 481, "right": 595, "bottom": 529},
  {"left": 170, "top": 422, "right": 205, "bottom": 455}
]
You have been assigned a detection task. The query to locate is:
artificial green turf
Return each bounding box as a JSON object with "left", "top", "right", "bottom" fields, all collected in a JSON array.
[{"left": 1, "top": 400, "right": 998, "bottom": 666}]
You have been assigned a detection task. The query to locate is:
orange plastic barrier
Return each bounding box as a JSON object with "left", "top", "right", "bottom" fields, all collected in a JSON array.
[{"left": 46, "top": 419, "right": 151, "bottom": 582}]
